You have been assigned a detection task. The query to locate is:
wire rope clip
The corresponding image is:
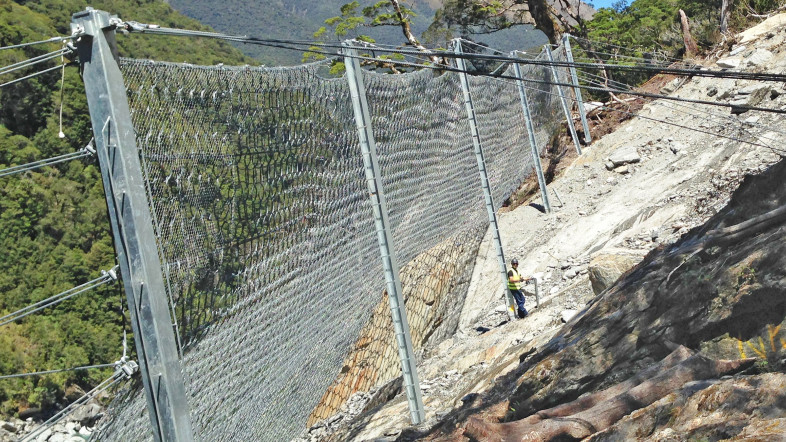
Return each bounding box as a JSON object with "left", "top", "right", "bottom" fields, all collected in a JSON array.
[
  {"left": 63, "top": 42, "right": 78, "bottom": 61},
  {"left": 108, "top": 17, "right": 124, "bottom": 30}
]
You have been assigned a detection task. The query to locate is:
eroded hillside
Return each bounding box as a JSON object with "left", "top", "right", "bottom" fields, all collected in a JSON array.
[{"left": 304, "top": 13, "right": 786, "bottom": 442}]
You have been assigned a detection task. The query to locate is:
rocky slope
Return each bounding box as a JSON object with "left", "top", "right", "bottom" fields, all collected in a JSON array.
[{"left": 298, "top": 13, "right": 786, "bottom": 442}]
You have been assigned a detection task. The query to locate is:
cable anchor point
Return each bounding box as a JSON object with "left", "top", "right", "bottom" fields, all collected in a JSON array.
[
  {"left": 82, "top": 138, "right": 97, "bottom": 156},
  {"left": 102, "top": 264, "right": 120, "bottom": 281},
  {"left": 115, "top": 359, "right": 139, "bottom": 379}
]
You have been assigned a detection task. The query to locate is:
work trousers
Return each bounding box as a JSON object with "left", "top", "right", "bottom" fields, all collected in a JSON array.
[{"left": 510, "top": 289, "right": 527, "bottom": 318}]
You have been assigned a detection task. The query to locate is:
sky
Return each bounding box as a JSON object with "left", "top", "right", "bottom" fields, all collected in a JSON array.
[{"left": 587, "top": 0, "right": 624, "bottom": 10}]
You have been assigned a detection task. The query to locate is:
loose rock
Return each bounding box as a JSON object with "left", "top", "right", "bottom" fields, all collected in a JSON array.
[
  {"left": 561, "top": 309, "right": 579, "bottom": 323},
  {"left": 716, "top": 57, "right": 742, "bottom": 68}
]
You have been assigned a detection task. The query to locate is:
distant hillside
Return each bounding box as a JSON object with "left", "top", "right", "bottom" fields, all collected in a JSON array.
[
  {"left": 166, "top": 0, "right": 548, "bottom": 66},
  {"left": 165, "top": 0, "right": 430, "bottom": 65}
]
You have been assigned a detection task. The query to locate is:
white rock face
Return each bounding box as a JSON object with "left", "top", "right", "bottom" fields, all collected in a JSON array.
[
  {"left": 35, "top": 428, "right": 52, "bottom": 442},
  {"left": 47, "top": 432, "right": 69, "bottom": 442},
  {"left": 738, "top": 12, "right": 786, "bottom": 43},
  {"left": 729, "top": 45, "right": 747, "bottom": 56}
]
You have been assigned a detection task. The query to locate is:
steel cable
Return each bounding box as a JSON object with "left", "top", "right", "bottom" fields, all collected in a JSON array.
[
  {"left": 117, "top": 21, "right": 786, "bottom": 83},
  {"left": 570, "top": 35, "right": 687, "bottom": 64},
  {"left": 0, "top": 363, "right": 119, "bottom": 380},
  {"left": 574, "top": 70, "right": 784, "bottom": 148},
  {"left": 0, "top": 36, "right": 68, "bottom": 51},
  {"left": 0, "top": 142, "right": 95, "bottom": 178},
  {"left": 0, "top": 63, "right": 68, "bottom": 89},
  {"left": 0, "top": 48, "right": 70, "bottom": 77},
  {"left": 0, "top": 266, "right": 119, "bottom": 327},
  {"left": 21, "top": 369, "right": 129, "bottom": 442},
  {"left": 478, "top": 57, "right": 783, "bottom": 152}
]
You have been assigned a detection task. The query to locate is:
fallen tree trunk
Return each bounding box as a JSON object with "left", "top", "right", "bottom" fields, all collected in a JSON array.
[
  {"left": 464, "top": 352, "right": 755, "bottom": 442},
  {"left": 666, "top": 203, "right": 786, "bottom": 276},
  {"left": 516, "top": 345, "right": 693, "bottom": 427},
  {"left": 705, "top": 203, "right": 786, "bottom": 247}
]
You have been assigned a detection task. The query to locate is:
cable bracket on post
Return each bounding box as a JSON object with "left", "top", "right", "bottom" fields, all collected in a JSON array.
[
  {"left": 71, "top": 25, "right": 85, "bottom": 38},
  {"left": 116, "top": 359, "right": 139, "bottom": 380},
  {"left": 102, "top": 264, "right": 120, "bottom": 281}
]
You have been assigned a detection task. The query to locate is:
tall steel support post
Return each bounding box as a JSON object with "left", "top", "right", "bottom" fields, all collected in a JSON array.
[
  {"left": 343, "top": 44, "right": 425, "bottom": 425},
  {"left": 512, "top": 60, "right": 552, "bottom": 213},
  {"left": 71, "top": 8, "right": 193, "bottom": 442},
  {"left": 453, "top": 40, "right": 516, "bottom": 321},
  {"left": 545, "top": 45, "right": 582, "bottom": 155},
  {"left": 563, "top": 34, "right": 592, "bottom": 144}
]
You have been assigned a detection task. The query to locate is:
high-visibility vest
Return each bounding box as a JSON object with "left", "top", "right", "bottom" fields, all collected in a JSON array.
[{"left": 508, "top": 268, "right": 522, "bottom": 290}]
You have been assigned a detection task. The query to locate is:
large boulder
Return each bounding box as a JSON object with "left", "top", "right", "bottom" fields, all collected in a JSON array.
[
  {"left": 716, "top": 57, "right": 741, "bottom": 69},
  {"left": 746, "top": 48, "right": 773, "bottom": 66},
  {"left": 730, "top": 84, "right": 772, "bottom": 114},
  {"left": 70, "top": 403, "right": 103, "bottom": 427},
  {"left": 588, "top": 251, "right": 643, "bottom": 295}
]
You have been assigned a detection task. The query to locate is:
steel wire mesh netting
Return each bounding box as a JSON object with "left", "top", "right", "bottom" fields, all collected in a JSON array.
[
  {"left": 467, "top": 49, "right": 563, "bottom": 206},
  {"left": 522, "top": 49, "right": 565, "bottom": 168},
  {"left": 552, "top": 45, "right": 577, "bottom": 109},
  {"left": 92, "top": 45, "right": 570, "bottom": 441},
  {"left": 364, "top": 69, "right": 486, "bottom": 265},
  {"left": 96, "top": 60, "right": 384, "bottom": 441}
]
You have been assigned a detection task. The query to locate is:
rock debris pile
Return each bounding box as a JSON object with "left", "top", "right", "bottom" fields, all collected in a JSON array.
[{"left": 0, "top": 402, "right": 100, "bottom": 442}]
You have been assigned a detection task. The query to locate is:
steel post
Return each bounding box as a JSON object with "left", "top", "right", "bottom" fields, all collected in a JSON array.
[
  {"left": 71, "top": 8, "right": 193, "bottom": 442},
  {"left": 512, "top": 60, "right": 551, "bottom": 213},
  {"left": 343, "top": 43, "right": 425, "bottom": 425},
  {"left": 453, "top": 40, "right": 517, "bottom": 321},
  {"left": 545, "top": 45, "right": 582, "bottom": 155},
  {"left": 563, "top": 34, "right": 592, "bottom": 144},
  {"left": 533, "top": 279, "right": 540, "bottom": 307}
]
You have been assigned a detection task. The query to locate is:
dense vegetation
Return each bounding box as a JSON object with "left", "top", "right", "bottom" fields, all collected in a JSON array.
[
  {"left": 587, "top": 0, "right": 785, "bottom": 48},
  {"left": 0, "top": 0, "right": 250, "bottom": 416},
  {"left": 581, "top": 0, "right": 785, "bottom": 98}
]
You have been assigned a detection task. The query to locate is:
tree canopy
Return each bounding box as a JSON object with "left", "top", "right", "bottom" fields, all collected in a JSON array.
[{"left": 0, "top": 0, "right": 251, "bottom": 417}]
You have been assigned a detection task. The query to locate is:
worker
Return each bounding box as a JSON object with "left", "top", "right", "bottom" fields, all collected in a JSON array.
[{"left": 508, "top": 258, "right": 531, "bottom": 318}]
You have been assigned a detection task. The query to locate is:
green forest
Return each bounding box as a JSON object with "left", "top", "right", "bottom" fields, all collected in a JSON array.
[
  {"left": 0, "top": 0, "right": 782, "bottom": 422},
  {"left": 0, "top": 0, "right": 250, "bottom": 417}
]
